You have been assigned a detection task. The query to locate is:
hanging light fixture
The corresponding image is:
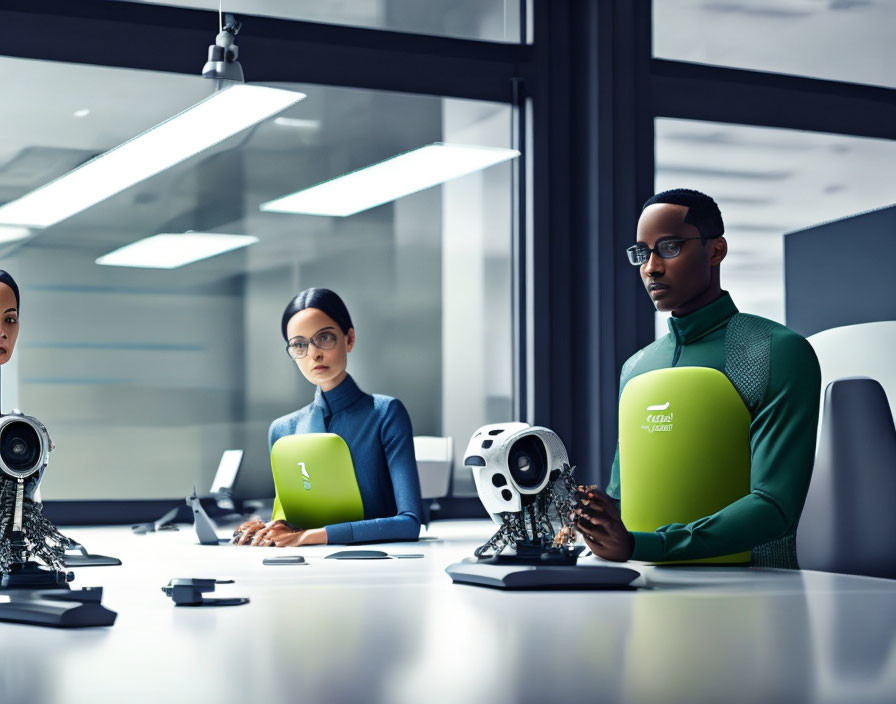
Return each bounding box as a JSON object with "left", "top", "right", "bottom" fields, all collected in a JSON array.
[{"left": 0, "top": 13, "right": 304, "bottom": 230}]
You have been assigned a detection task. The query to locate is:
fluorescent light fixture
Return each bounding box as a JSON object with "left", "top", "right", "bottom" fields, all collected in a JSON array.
[
  {"left": 96, "top": 232, "right": 258, "bottom": 269},
  {"left": 260, "top": 142, "right": 520, "bottom": 217},
  {"left": 0, "top": 85, "right": 304, "bottom": 229},
  {"left": 0, "top": 226, "right": 31, "bottom": 244},
  {"left": 273, "top": 117, "right": 321, "bottom": 130}
]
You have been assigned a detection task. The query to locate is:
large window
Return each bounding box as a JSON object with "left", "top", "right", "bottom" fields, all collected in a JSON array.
[
  {"left": 653, "top": 118, "right": 896, "bottom": 337},
  {"left": 653, "top": 0, "right": 895, "bottom": 89},
  {"left": 0, "top": 56, "right": 515, "bottom": 501}
]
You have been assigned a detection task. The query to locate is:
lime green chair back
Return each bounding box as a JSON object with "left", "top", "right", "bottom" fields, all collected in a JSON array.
[
  {"left": 271, "top": 433, "right": 364, "bottom": 528},
  {"left": 619, "top": 366, "right": 751, "bottom": 564}
]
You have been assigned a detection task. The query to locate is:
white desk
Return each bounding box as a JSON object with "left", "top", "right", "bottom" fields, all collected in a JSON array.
[{"left": 3, "top": 520, "right": 896, "bottom": 704}]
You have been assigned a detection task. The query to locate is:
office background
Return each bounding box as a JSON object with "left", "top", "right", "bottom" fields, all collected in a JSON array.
[{"left": 0, "top": 0, "right": 892, "bottom": 519}]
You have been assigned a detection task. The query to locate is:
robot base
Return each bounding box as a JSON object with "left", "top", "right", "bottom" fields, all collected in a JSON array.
[
  {"left": 446, "top": 557, "right": 640, "bottom": 590},
  {"left": 0, "top": 587, "right": 117, "bottom": 628},
  {"left": 1, "top": 561, "right": 72, "bottom": 590}
]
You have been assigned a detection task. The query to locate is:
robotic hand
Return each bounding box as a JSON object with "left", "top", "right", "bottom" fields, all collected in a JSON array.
[{"left": 463, "top": 423, "right": 581, "bottom": 563}]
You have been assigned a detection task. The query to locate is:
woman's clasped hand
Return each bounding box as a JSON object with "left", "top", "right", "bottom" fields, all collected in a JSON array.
[{"left": 232, "top": 517, "right": 327, "bottom": 547}]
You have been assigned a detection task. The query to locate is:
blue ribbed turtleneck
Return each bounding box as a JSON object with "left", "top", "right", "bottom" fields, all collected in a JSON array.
[{"left": 268, "top": 374, "right": 423, "bottom": 544}]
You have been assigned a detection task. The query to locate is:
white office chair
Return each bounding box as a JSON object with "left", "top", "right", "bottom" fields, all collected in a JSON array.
[{"left": 413, "top": 436, "right": 453, "bottom": 513}]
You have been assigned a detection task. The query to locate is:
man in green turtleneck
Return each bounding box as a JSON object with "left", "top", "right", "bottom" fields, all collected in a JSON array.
[{"left": 573, "top": 189, "right": 821, "bottom": 568}]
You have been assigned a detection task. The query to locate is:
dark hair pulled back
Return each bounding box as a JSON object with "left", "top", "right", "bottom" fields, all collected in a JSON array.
[
  {"left": 281, "top": 288, "right": 353, "bottom": 341},
  {"left": 0, "top": 270, "right": 20, "bottom": 312}
]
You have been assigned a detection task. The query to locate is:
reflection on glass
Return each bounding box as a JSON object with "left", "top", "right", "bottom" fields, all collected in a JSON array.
[
  {"left": 0, "top": 56, "right": 514, "bottom": 502},
  {"left": 653, "top": 118, "right": 896, "bottom": 335},
  {"left": 654, "top": 0, "right": 895, "bottom": 89},
  {"left": 260, "top": 143, "right": 519, "bottom": 217}
]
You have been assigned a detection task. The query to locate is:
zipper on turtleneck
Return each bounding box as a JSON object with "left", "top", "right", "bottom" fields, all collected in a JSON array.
[{"left": 671, "top": 324, "right": 684, "bottom": 366}]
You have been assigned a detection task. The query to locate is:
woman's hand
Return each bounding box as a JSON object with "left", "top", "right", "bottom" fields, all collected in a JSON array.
[
  {"left": 232, "top": 516, "right": 267, "bottom": 544},
  {"left": 246, "top": 520, "right": 292, "bottom": 546},
  {"left": 234, "top": 518, "right": 288, "bottom": 545},
  {"left": 235, "top": 520, "right": 328, "bottom": 547},
  {"left": 263, "top": 527, "right": 328, "bottom": 547},
  {"left": 573, "top": 485, "right": 634, "bottom": 562}
]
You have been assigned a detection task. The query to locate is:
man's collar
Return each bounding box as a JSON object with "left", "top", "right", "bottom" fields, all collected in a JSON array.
[
  {"left": 313, "top": 373, "right": 364, "bottom": 416},
  {"left": 667, "top": 291, "right": 738, "bottom": 344}
]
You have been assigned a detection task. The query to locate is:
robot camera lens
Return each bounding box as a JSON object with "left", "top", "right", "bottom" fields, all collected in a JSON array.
[
  {"left": 507, "top": 435, "right": 548, "bottom": 489},
  {"left": 0, "top": 421, "right": 41, "bottom": 474}
]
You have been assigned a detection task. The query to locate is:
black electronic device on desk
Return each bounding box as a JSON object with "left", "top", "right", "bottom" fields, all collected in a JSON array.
[
  {"left": 444, "top": 423, "right": 640, "bottom": 590},
  {"left": 0, "top": 409, "right": 118, "bottom": 626},
  {"left": 162, "top": 578, "right": 248, "bottom": 606}
]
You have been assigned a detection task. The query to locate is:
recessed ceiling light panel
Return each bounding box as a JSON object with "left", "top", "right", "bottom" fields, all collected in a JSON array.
[
  {"left": 96, "top": 232, "right": 259, "bottom": 269},
  {"left": 260, "top": 143, "right": 520, "bottom": 217},
  {"left": 0, "top": 226, "right": 31, "bottom": 244}
]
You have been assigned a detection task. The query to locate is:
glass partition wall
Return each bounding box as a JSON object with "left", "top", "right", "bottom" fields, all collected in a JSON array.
[
  {"left": 653, "top": 119, "right": 896, "bottom": 338},
  {"left": 0, "top": 56, "right": 514, "bottom": 501}
]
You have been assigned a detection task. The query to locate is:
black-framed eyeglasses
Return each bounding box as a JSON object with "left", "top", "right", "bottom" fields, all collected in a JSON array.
[
  {"left": 626, "top": 237, "right": 704, "bottom": 266},
  {"left": 286, "top": 330, "right": 339, "bottom": 359}
]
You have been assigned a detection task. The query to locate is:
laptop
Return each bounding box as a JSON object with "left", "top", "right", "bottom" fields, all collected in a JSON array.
[
  {"left": 209, "top": 449, "right": 243, "bottom": 513},
  {"left": 270, "top": 433, "right": 364, "bottom": 528}
]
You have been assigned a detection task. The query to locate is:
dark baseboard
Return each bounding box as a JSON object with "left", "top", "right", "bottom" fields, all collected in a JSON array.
[
  {"left": 42, "top": 499, "right": 194, "bottom": 526},
  {"left": 426, "top": 496, "right": 489, "bottom": 520},
  {"left": 42, "top": 495, "right": 488, "bottom": 526}
]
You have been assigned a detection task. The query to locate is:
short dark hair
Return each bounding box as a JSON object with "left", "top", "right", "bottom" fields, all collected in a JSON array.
[
  {"left": 0, "top": 270, "right": 20, "bottom": 312},
  {"left": 642, "top": 188, "right": 724, "bottom": 239},
  {"left": 281, "top": 288, "right": 353, "bottom": 341}
]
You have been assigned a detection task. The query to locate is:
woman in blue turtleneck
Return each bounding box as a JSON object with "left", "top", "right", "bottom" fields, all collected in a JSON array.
[{"left": 236, "top": 288, "right": 423, "bottom": 547}]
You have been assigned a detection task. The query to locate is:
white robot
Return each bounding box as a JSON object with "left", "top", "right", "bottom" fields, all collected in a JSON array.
[{"left": 462, "top": 422, "right": 580, "bottom": 561}]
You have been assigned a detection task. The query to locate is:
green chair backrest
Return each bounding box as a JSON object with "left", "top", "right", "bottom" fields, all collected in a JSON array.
[
  {"left": 619, "top": 366, "right": 751, "bottom": 564},
  {"left": 271, "top": 433, "right": 364, "bottom": 528}
]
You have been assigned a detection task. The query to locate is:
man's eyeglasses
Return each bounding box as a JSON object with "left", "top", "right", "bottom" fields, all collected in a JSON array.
[
  {"left": 286, "top": 331, "right": 339, "bottom": 359},
  {"left": 626, "top": 237, "right": 704, "bottom": 266}
]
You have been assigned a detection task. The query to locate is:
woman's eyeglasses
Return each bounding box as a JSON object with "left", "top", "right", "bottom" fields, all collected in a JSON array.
[{"left": 286, "top": 331, "right": 339, "bottom": 359}]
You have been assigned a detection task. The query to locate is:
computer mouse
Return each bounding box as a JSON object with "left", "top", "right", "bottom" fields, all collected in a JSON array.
[{"left": 325, "top": 550, "right": 391, "bottom": 560}]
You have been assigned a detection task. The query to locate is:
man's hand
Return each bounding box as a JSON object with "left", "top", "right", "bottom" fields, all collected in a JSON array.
[{"left": 573, "top": 485, "right": 634, "bottom": 562}]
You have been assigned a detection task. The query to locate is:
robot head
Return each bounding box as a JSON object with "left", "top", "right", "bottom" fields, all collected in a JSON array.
[
  {"left": 0, "top": 412, "right": 52, "bottom": 498},
  {"left": 463, "top": 423, "right": 569, "bottom": 523}
]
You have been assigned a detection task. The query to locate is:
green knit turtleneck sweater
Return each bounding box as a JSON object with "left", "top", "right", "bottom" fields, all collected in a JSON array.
[{"left": 606, "top": 292, "right": 821, "bottom": 567}]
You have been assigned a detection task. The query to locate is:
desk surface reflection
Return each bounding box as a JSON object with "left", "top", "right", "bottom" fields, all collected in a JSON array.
[{"left": 3, "top": 520, "right": 894, "bottom": 704}]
